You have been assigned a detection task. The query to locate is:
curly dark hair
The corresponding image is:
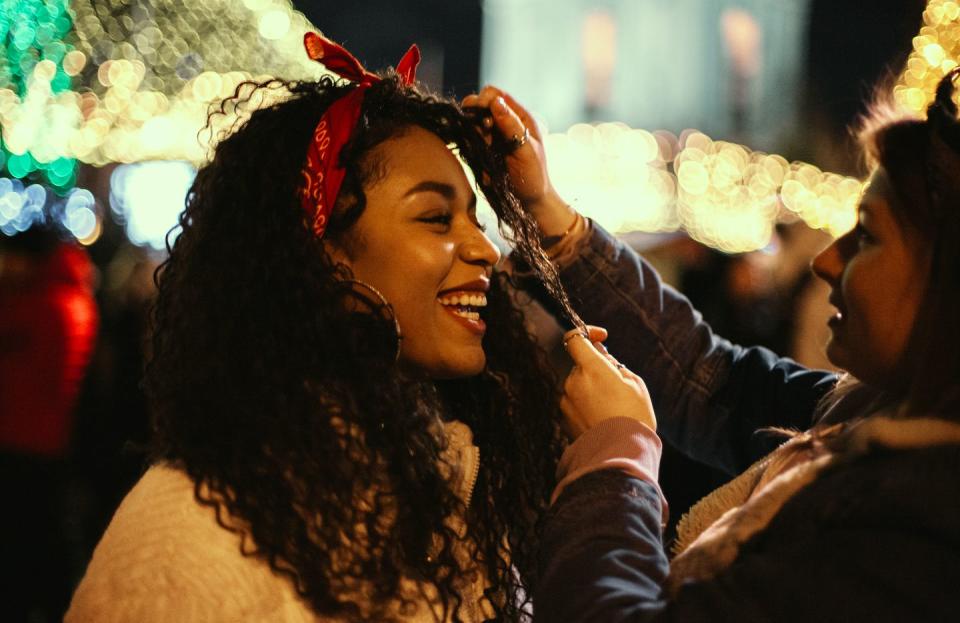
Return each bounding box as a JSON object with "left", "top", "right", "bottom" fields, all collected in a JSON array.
[{"left": 146, "top": 71, "right": 578, "bottom": 621}]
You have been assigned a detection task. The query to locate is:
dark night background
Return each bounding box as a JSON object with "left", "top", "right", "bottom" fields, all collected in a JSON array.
[{"left": 1, "top": 1, "right": 933, "bottom": 620}]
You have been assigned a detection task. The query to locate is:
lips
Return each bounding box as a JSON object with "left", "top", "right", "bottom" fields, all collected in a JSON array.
[
  {"left": 437, "top": 278, "right": 490, "bottom": 297},
  {"left": 437, "top": 278, "right": 490, "bottom": 336},
  {"left": 828, "top": 294, "right": 845, "bottom": 327}
]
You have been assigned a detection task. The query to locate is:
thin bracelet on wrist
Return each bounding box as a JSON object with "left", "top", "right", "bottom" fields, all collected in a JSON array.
[{"left": 540, "top": 211, "right": 582, "bottom": 249}]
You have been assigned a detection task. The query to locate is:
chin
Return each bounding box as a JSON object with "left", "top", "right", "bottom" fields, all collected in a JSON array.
[
  {"left": 437, "top": 356, "right": 486, "bottom": 379},
  {"left": 824, "top": 340, "right": 844, "bottom": 370},
  {"left": 825, "top": 343, "right": 886, "bottom": 386},
  {"left": 407, "top": 352, "right": 487, "bottom": 380},
  {"left": 445, "top": 350, "right": 488, "bottom": 379}
]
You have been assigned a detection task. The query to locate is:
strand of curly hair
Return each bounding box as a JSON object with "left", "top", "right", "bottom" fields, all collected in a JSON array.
[{"left": 146, "top": 73, "right": 577, "bottom": 621}]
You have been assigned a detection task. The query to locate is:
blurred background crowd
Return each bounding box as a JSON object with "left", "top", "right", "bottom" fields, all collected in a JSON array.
[{"left": 0, "top": 0, "right": 949, "bottom": 619}]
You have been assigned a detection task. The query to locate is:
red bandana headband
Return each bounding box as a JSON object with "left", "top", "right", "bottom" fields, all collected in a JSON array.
[{"left": 300, "top": 33, "right": 421, "bottom": 238}]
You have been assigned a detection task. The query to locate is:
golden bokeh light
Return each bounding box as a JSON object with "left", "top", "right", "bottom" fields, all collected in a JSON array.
[
  {"left": 545, "top": 122, "right": 863, "bottom": 252},
  {"left": 3, "top": 1, "right": 954, "bottom": 251},
  {"left": 0, "top": 0, "right": 329, "bottom": 168},
  {"left": 894, "top": 0, "right": 960, "bottom": 114}
]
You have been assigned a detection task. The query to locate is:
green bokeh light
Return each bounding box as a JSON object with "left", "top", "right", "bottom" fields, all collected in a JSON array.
[
  {"left": 1, "top": 0, "right": 76, "bottom": 191},
  {"left": 50, "top": 156, "right": 74, "bottom": 177},
  {"left": 7, "top": 153, "right": 34, "bottom": 178}
]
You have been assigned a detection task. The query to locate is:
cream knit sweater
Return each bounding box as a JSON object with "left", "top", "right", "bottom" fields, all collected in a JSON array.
[{"left": 66, "top": 421, "right": 490, "bottom": 622}]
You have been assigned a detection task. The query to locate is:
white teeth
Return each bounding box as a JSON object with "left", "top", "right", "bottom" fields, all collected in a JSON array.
[
  {"left": 451, "top": 308, "right": 481, "bottom": 321},
  {"left": 437, "top": 292, "right": 487, "bottom": 307}
]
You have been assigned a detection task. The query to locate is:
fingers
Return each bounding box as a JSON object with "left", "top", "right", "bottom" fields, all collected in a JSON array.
[
  {"left": 490, "top": 96, "right": 531, "bottom": 153},
  {"left": 564, "top": 326, "right": 644, "bottom": 387},
  {"left": 462, "top": 85, "right": 502, "bottom": 109},
  {"left": 461, "top": 85, "right": 541, "bottom": 147},
  {"left": 585, "top": 325, "right": 608, "bottom": 343},
  {"left": 496, "top": 90, "right": 541, "bottom": 141},
  {"left": 562, "top": 328, "right": 616, "bottom": 373}
]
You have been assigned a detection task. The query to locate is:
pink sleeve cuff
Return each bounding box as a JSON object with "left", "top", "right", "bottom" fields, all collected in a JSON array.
[{"left": 551, "top": 417, "right": 668, "bottom": 524}]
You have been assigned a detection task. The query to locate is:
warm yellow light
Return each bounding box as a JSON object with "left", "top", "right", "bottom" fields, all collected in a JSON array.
[
  {"left": 3, "top": 0, "right": 948, "bottom": 253},
  {"left": 33, "top": 60, "right": 58, "bottom": 82},
  {"left": 894, "top": 1, "right": 960, "bottom": 113},
  {"left": 259, "top": 9, "right": 291, "bottom": 41},
  {"left": 0, "top": 0, "right": 329, "bottom": 166}
]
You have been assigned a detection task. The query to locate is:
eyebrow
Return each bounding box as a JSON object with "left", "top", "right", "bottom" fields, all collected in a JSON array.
[{"left": 403, "top": 180, "right": 477, "bottom": 209}]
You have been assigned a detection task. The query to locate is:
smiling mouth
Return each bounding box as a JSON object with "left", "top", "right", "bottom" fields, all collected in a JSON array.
[
  {"left": 437, "top": 292, "right": 488, "bottom": 331},
  {"left": 438, "top": 292, "right": 487, "bottom": 319}
]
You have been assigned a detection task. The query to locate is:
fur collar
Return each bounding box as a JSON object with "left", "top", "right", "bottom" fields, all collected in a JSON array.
[{"left": 667, "top": 416, "right": 960, "bottom": 595}]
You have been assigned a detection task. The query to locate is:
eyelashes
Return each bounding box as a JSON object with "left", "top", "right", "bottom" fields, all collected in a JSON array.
[
  {"left": 420, "top": 214, "right": 453, "bottom": 226},
  {"left": 418, "top": 213, "right": 487, "bottom": 233}
]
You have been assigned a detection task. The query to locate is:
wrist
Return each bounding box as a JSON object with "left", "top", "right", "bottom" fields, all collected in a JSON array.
[{"left": 525, "top": 190, "right": 576, "bottom": 238}]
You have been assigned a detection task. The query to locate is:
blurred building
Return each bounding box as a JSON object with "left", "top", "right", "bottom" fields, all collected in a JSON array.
[{"left": 482, "top": 0, "right": 809, "bottom": 151}]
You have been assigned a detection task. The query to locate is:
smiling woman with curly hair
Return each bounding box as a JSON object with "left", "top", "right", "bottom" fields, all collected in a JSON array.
[{"left": 66, "top": 35, "right": 579, "bottom": 623}]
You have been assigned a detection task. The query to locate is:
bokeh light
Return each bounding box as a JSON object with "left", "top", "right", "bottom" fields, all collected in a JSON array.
[
  {"left": 544, "top": 123, "right": 862, "bottom": 252},
  {"left": 3, "top": 1, "right": 953, "bottom": 252},
  {"left": 0, "top": 178, "right": 100, "bottom": 243},
  {"left": 0, "top": 0, "right": 78, "bottom": 191},
  {"left": 895, "top": 0, "right": 960, "bottom": 114},
  {"left": 110, "top": 160, "right": 196, "bottom": 250},
  {"left": 1, "top": 0, "right": 328, "bottom": 169}
]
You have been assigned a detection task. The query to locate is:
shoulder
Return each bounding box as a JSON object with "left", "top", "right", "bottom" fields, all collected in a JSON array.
[
  {"left": 793, "top": 417, "right": 960, "bottom": 524},
  {"left": 66, "top": 465, "right": 303, "bottom": 622},
  {"left": 786, "top": 440, "right": 960, "bottom": 529},
  {"left": 668, "top": 443, "right": 960, "bottom": 621},
  {"left": 744, "top": 439, "right": 960, "bottom": 593}
]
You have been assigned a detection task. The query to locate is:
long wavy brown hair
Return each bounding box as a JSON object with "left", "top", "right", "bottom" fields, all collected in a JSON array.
[{"left": 816, "top": 69, "right": 960, "bottom": 425}]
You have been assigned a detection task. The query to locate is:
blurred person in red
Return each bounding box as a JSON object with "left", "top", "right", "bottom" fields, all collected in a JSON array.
[{"left": 0, "top": 225, "right": 99, "bottom": 622}]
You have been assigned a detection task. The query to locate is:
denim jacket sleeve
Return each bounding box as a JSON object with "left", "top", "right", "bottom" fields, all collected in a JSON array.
[
  {"left": 536, "top": 466, "right": 957, "bottom": 623},
  {"left": 550, "top": 223, "right": 837, "bottom": 474}
]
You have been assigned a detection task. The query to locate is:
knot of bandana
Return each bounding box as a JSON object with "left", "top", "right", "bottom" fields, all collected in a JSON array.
[{"left": 299, "top": 33, "right": 420, "bottom": 238}]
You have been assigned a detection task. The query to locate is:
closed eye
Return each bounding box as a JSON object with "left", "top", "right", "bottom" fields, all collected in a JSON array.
[{"left": 419, "top": 214, "right": 452, "bottom": 226}]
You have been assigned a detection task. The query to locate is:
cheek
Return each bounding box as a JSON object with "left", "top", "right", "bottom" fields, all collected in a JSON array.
[
  {"left": 840, "top": 262, "right": 922, "bottom": 377},
  {"left": 379, "top": 247, "right": 452, "bottom": 331}
]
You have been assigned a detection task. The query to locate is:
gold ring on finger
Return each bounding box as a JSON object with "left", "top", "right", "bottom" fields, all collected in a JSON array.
[{"left": 506, "top": 127, "right": 529, "bottom": 153}]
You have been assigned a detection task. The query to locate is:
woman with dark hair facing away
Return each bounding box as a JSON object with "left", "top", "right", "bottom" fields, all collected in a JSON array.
[
  {"left": 463, "top": 71, "right": 960, "bottom": 621},
  {"left": 66, "top": 34, "right": 582, "bottom": 622}
]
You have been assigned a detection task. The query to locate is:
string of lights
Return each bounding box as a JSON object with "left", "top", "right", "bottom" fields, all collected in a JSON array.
[
  {"left": 895, "top": 0, "right": 960, "bottom": 115},
  {"left": 0, "top": 1, "right": 955, "bottom": 250},
  {"left": 542, "top": 123, "right": 862, "bottom": 253}
]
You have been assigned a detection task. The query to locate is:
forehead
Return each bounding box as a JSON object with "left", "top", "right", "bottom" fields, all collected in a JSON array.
[
  {"left": 859, "top": 168, "right": 900, "bottom": 224},
  {"left": 861, "top": 167, "right": 929, "bottom": 255},
  {"left": 367, "top": 126, "right": 472, "bottom": 195}
]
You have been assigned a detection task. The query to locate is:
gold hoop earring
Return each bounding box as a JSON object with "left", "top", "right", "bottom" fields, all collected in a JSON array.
[{"left": 340, "top": 278, "right": 402, "bottom": 363}]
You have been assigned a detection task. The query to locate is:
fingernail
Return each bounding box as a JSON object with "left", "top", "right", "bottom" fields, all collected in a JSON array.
[{"left": 494, "top": 96, "right": 506, "bottom": 111}]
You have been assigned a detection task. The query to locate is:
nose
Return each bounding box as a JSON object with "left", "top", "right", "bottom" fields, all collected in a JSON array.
[
  {"left": 461, "top": 226, "right": 502, "bottom": 268},
  {"left": 811, "top": 237, "right": 843, "bottom": 286}
]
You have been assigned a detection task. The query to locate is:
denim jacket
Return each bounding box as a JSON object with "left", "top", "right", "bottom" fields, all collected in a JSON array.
[
  {"left": 531, "top": 224, "right": 960, "bottom": 622},
  {"left": 551, "top": 223, "right": 837, "bottom": 475}
]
